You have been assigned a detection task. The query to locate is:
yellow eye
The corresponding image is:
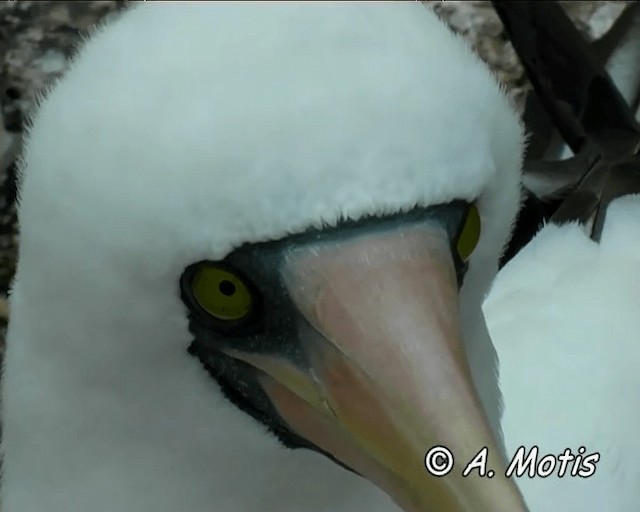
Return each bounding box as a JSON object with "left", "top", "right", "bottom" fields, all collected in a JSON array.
[
  {"left": 191, "top": 265, "right": 254, "bottom": 321},
  {"left": 456, "top": 204, "right": 481, "bottom": 261}
]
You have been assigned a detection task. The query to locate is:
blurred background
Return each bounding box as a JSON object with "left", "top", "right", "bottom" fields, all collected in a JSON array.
[{"left": 0, "top": 0, "right": 632, "bottom": 353}]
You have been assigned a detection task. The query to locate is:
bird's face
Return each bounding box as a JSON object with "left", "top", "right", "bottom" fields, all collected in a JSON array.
[
  {"left": 4, "top": 4, "right": 527, "bottom": 512},
  {"left": 179, "top": 203, "right": 527, "bottom": 511}
]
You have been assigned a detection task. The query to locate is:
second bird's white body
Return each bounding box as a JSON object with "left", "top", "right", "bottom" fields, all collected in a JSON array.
[{"left": 486, "top": 196, "right": 640, "bottom": 512}]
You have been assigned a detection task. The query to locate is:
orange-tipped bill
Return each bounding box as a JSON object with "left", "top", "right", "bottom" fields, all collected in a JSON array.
[{"left": 224, "top": 222, "right": 528, "bottom": 512}]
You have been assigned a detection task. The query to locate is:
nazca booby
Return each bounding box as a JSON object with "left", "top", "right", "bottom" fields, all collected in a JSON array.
[
  {"left": 485, "top": 195, "right": 640, "bottom": 512},
  {"left": 2, "top": 2, "right": 637, "bottom": 511}
]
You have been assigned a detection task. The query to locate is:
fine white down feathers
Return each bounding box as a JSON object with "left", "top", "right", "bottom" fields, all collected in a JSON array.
[{"left": 485, "top": 196, "right": 640, "bottom": 512}]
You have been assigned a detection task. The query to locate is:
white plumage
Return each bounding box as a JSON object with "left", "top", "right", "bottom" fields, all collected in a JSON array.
[
  {"left": 486, "top": 195, "right": 640, "bottom": 511},
  {"left": 2, "top": 2, "right": 638, "bottom": 512}
]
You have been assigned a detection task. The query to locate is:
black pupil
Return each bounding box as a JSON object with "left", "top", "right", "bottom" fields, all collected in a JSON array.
[{"left": 219, "top": 279, "right": 236, "bottom": 296}]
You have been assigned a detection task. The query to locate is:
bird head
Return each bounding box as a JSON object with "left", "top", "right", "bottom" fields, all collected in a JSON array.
[{"left": 3, "top": 3, "right": 526, "bottom": 511}]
